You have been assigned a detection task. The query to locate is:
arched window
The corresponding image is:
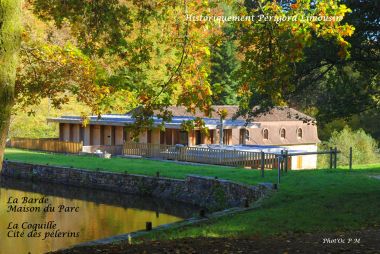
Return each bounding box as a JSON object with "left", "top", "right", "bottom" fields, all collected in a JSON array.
[
  {"left": 263, "top": 129, "right": 269, "bottom": 140},
  {"left": 297, "top": 128, "right": 303, "bottom": 139},
  {"left": 240, "top": 129, "right": 250, "bottom": 144},
  {"left": 280, "top": 128, "right": 286, "bottom": 139}
]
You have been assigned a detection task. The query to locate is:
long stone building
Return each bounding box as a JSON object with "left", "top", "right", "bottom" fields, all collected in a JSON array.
[{"left": 48, "top": 106, "right": 320, "bottom": 169}]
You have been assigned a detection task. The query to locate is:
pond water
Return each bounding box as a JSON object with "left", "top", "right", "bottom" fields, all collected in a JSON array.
[{"left": 0, "top": 177, "right": 199, "bottom": 254}]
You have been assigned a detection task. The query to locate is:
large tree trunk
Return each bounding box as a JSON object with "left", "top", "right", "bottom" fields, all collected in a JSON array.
[{"left": 0, "top": 0, "right": 22, "bottom": 172}]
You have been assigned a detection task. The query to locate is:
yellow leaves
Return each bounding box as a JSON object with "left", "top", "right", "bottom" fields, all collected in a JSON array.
[
  {"left": 16, "top": 36, "right": 104, "bottom": 113},
  {"left": 338, "top": 38, "right": 349, "bottom": 47},
  {"left": 204, "top": 47, "right": 211, "bottom": 56},
  {"left": 342, "top": 25, "right": 355, "bottom": 37},
  {"left": 338, "top": 4, "right": 352, "bottom": 16},
  {"left": 336, "top": 36, "right": 351, "bottom": 59},
  {"left": 236, "top": 0, "right": 357, "bottom": 109},
  {"left": 101, "top": 86, "right": 110, "bottom": 94},
  {"left": 21, "top": 31, "right": 30, "bottom": 42},
  {"left": 237, "top": 83, "right": 252, "bottom": 99},
  {"left": 216, "top": 109, "right": 228, "bottom": 120},
  {"left": 317, "top": 2, "right": 326, "bottom": 9},
  {"left": 310, "top": 23, "right": 320, "bottom": 32}
]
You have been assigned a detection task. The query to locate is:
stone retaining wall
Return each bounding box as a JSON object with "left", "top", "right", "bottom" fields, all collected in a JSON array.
[{"left": 1, "top": 160, "right": 273, "bottom": 211}]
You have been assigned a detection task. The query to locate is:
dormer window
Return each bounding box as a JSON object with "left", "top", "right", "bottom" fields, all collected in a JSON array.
[
  {"left": 280, "top": 128, "right": 286, "bottom": 139},
  {"left": 263, "top": 129, "right": 269, "bottom": 140},
  {"left": 297, "top": 128, "right": 303, "bottom": 139}
]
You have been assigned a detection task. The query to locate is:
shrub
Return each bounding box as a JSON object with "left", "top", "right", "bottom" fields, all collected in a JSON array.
[{"left": 318, "top": 126, "right": 379, "bottom": 167}]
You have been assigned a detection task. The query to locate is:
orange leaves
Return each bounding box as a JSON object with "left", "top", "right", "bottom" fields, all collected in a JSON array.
[
  {"left": 337, "top": 48, "right": 348, "bottom": 59},
  {"left": 138, "top": 94, "right": 149, "bottom": 103},
  {"left": 240, "top": 83, "right": 249, "bottom": 93},
  {"left": 311, "top": 2, "right": 354, "bottom": 59},
  {"left": 336, "top": 36, "right": 351, "bottom": 59},
  {"left": 291, "top": 3, "right": 299, "bottom": 10},
  {"left": 338, "top": 38, "right": 349, "bottom": 48},
  {"left": 341, "top": 25, "right": 355, "bottom": 37},
  {"left": 237, "top": 0, "right": 355, "bottom": 109}
]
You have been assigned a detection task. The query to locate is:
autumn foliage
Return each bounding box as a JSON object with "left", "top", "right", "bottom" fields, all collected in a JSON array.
[
  {"left": 17, "top": 0, "right": 355, "bottom": 127},
  {"left": 236, "top": 0, "right": 354, "bottom": 116}
]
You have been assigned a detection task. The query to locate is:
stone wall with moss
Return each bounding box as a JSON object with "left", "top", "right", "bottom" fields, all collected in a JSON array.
[{"left": 2, "top": 160, "right": 273, "bottom": 211}]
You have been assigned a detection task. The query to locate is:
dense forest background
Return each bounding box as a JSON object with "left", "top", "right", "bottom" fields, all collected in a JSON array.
[{"left": 8, "top": 0, "right": 380, "bottom": 148}]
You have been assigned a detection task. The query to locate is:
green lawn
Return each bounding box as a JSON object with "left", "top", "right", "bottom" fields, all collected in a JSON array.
[
  {"left": 4, "top": 148, "right": 279, "bottom": 185},
  {"left": 144, "top": 164, "right": 380, "bottom": 239},
  {"left": 4, "top": 148, "right": 380, "bottom": 239}
]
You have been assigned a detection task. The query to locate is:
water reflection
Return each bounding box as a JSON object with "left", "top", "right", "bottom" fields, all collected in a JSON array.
[{"left": 0, "top": 177, "right": 199, "bottom": 254}]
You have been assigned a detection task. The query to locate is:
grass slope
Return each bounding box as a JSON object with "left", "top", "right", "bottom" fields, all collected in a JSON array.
[
  {"left": 145, "top": 166, "right": 380, "bottom": 239},
  {"left": 4, "top": 148, "right": 279, "bottom": 185},
  {"left": 4, "top": 148, "right": 380, "bottom": 238}
]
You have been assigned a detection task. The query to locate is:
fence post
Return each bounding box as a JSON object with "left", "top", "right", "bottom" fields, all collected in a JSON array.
[
  {"left": 349, "top": 147, "right": 353, "bottom": 171},
  {"left": 277, "top": 155, "right": 281, "bottom": 185},
  {"left": 145, "top": 222, "right": 152, "bottom": 231},
  {"left": 284, "top": 150, "right": 288, "bottom": 173},
  {"left": 329, "top": 147, "right": 333, "bottom": 169},
  {"left": 333, "top": 147, "right": 337, "bottom": 169},
  {"left": 261, "top": 151, "right": 265, "bottom": 177},
  {"left": 280, "top": 150, "right": 284, "bottom": 173}
]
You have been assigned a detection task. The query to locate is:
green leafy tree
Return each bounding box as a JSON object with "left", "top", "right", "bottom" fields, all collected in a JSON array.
[
  {"left": 0, "top": 0, "right": 22, "bottom": 170},
  {"left": 9, "top": 98, "right": 91, "bottom": 138},
  {"left": 235, "top": 0, "right": 355, "bottom": 118},
  {"left": 30, "top": 0, "right": 223, "bottom": 129},
  {"left": 0, "top": 0, "right": 223, "bottom": 170},
  {"left": 318, "top": 108, "right": 380, "bottom": 144},
  {"left": 210, "top": 4, "right": 240, "bottom": 105},
  {"left": 349, "top": 110, "right": 380, "bottom": 144},
  {"left": 0, "top": 0, "right": 357, "bottom": 172},
  {"left": 291, "top": 0, "right": 379, "bottom": 123},
  {"left": 319, "top": 127, "right": 379, "bottom": 167}
]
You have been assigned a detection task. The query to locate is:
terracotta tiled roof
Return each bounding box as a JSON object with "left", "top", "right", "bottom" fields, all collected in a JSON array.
[{"left": 153, "top": 105, "right": 315, "bottom": 122}]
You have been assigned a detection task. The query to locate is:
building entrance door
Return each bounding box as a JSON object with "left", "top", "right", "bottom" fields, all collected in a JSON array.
[{"left": 195, "top": 130, "right": 202, "bottom": 145}]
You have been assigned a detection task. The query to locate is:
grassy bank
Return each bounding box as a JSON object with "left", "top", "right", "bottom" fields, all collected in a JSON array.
[
  {"left": 144, "top": 164, "right": 380, "bottom": 239},
  {"left": 3, "top": 148, "right": 278, "bottom": 185},
  {"left": 4, "top": 148, "right": 380, "bottom": 239}
]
